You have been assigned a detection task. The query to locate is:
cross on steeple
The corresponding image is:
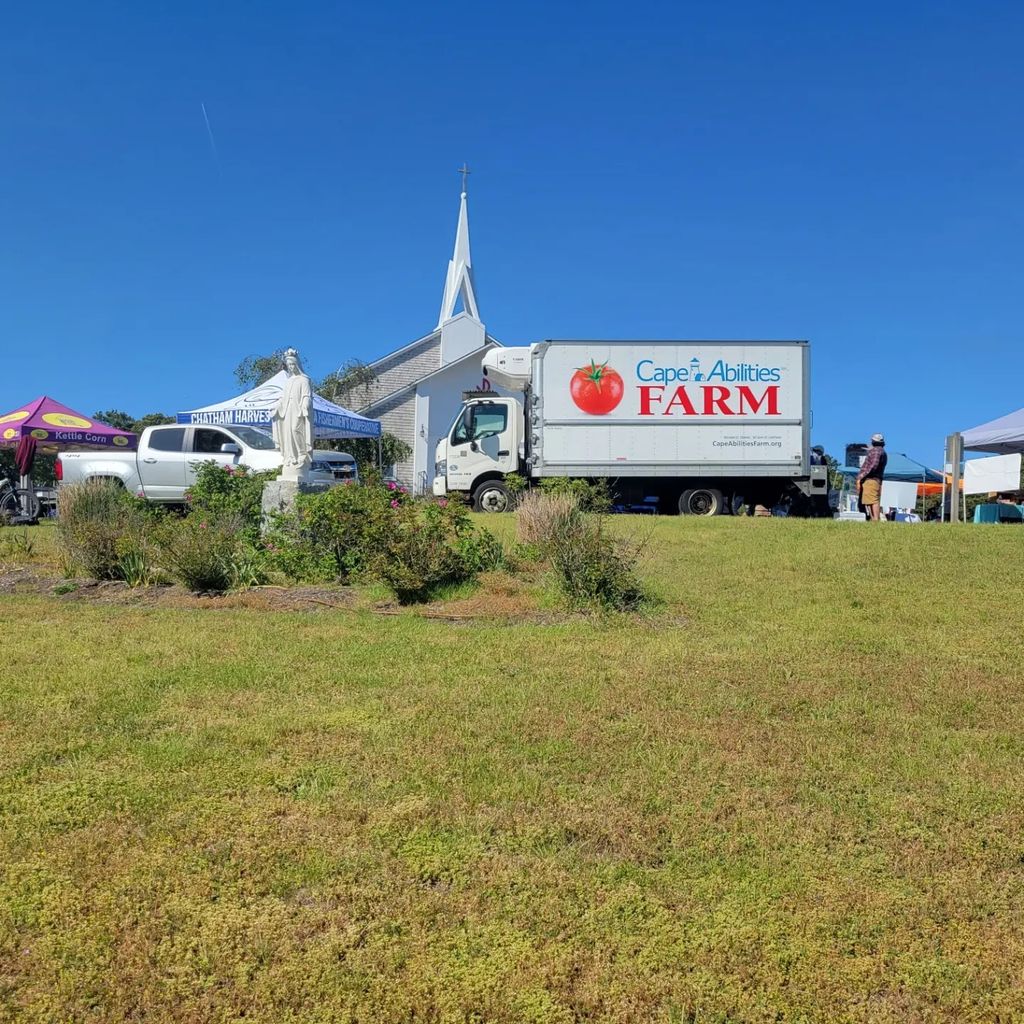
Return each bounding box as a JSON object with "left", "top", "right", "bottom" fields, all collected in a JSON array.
[{"left": 458, "top": 163, "right": 471, "bottom": 195}]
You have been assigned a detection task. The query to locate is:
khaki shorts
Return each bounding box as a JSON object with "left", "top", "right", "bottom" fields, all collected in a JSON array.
[{"left": 860, "top": 479, "right": 882, "bottom": 505}]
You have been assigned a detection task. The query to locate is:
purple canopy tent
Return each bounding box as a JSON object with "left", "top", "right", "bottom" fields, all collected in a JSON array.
[
  {"left": 1, "top": 397, "right": 136, "bottom": 519},
  {"left": 0, "top": 396, "right": 136, "bottom": 450}
]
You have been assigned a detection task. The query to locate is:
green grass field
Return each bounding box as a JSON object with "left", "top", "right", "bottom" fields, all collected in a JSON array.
[{"left": 2, "top": 518, "right": 1023, "bottom": 1022}]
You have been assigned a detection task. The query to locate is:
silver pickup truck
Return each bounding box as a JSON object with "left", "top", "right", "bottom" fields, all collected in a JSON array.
[{"left": 56, "top": 423, "right": 357, "bottom": 503}]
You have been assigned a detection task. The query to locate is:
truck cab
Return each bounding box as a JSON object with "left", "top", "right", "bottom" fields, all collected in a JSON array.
[{"left": 433, "top": 394, "right": 523, "bottom": 512}]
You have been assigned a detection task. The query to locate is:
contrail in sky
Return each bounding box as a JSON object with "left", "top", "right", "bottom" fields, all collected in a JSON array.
[{"left": 200, "top": 102, "right": 222, "bottom": 177}]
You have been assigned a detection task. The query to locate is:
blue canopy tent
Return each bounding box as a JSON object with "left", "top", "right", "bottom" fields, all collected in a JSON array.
[
  {"left": 836, "top": 451, "right": 943, "bottom": 484},
  {"left": 177, "top": 371, "right": 381, "bottom": 439},
  {"left": 834, "top": 450, "right": 944, "bottom": 519}
]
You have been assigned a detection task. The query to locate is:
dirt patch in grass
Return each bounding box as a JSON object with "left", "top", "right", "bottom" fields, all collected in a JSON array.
[
  {"left": 0, "top": 566, "right": 357, "bottom": 612},
  {"left": 0, "top": 564, "right": 675, "bottom": 626},
  {"left": 369, "top": 572, "right": 571, "bottom": 624}
]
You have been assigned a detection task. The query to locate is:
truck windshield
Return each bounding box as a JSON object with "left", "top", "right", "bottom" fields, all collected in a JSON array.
[
  {"left": 230, "top": 427, "right": 277, "bottom": 450},
  {"left": 452, "top": 403, "right": 507, "bottom": 446}
]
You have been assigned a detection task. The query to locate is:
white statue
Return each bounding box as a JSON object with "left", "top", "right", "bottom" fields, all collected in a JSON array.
[{"left": 271, "top": 348, "right": 313, "bottom": 481}]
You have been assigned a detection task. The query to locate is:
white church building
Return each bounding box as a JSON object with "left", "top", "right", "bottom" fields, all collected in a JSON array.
[{"left": 352, "top": 186, "right": 502, "bottom": 492}]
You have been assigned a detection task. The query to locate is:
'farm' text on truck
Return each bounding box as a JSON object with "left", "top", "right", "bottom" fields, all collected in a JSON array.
[{"left": 432, "top": 340, "right": 827, "bottom": 514}]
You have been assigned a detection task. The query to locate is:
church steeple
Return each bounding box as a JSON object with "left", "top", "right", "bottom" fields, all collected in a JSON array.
[{"left": 437, "top": 167, "right": 481, "bottom": 328}]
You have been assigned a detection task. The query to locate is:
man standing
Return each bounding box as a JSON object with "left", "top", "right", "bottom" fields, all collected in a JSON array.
[
  {"left": 856, "top": 433, "right": 888, "bottom": 521},
  {"left": 810, "top": 445, "right": 831, "bottom": 517}
]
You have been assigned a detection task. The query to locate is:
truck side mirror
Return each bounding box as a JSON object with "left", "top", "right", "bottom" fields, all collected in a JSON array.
[
  {"left": 220, "top": 443, "right": 241, "bottom": 455},
  {"left": 469, "top": 441, "right": 479, "bottom": 453}
]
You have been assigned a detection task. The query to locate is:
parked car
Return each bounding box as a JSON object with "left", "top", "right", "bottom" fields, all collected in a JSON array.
[{"left": 56, "top": 424, "right": 357, "bottom": 503}]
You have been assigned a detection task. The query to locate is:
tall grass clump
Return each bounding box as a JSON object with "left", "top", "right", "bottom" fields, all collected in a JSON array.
[
  {"left": 518, "top": 490, "right": 645, "bottom": 611},
  {"left": 56, "top": 480, "right": 154, "bottom": 582},
  {"left": 516, "top": 489, "right": 580, "bottom": 550}
]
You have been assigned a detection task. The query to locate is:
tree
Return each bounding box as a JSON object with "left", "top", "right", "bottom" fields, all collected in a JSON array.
[
  {"left": 95, "top": 410, "right": 175, "bottom": 434},
  {"left": 235, "top": 350, "right": 286, "bottom": 390},
  {"left": 0, "top": 446, "right": 58, "bottom": 486},
  {"left": 316, "top": 434, "right": 412, "bottom": 476},
  {"left": 132, "top": 412, "right": 175, "bottom": 432},
  {"left": 93, "top": 410, "right": 135, "bottom": 432},
  {"left": 318, "top": 359, "right": 377, "bottom": 410},
  {"left": 824, "top": 453, "right": 843, "bottom": 490}
]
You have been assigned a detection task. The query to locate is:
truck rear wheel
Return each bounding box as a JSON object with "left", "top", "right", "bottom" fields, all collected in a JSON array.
[
  {"left": 473, "top": 480, "right": 511, "bottom": 513},
  {"left": 679, "top": 487, "right": 724, "bottom": 516}
]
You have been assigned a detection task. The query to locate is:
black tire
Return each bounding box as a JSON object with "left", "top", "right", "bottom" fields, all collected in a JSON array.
[
  {"left": 473, "top": 479, "right": 511, "bottom": 513},
  {"left": 0, "top": 489, "right": 20, "bottom": 520},
  {"left": 679, "top": 487, "right": 724, "bottom": 516}
]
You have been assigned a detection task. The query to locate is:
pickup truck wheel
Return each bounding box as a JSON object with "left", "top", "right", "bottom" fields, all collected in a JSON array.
[
  {"left": 679, "top": 487, "right": 724, "bottom": 516},
  {"left": 473, "top": 480, "right": 511, "bottom": 513}
]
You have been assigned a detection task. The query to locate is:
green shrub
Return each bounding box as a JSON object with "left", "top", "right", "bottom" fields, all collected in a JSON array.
[
  {"left": 548, "top": 506, "right": 645, "bottom": 612},
  {"left": 504, "top": 472, "right": 528, "bottom": 497},
  {"left": 56, "top": 480, "right": 154, "bottom": 581},
  {"left": 455, "top": 527, "right": 506, "bottom": 573},
  {"left": 265, "top": 480, "right": 408, "bottom": 582},
  {"left": 373, "top": 516, "right": 471, "bottom": 604},
  {"left": 228, "top": 545, "right": 270, "bottom": 590},
  {"left": 186, "top": 461, "right": 277, "bottom": 542},
  {"left": 265, "top": 482, "right": 503, "bottom": 601},
  {"left": 116, "top": 546, "right": 150, "bottom": 587},
  {"left": 263, "top": 537, "right": 337, "bottom": 584},
  {"left": 158, "top": 513, "right": 242, "bottom": 593},
  {"left": 538, "top": 477, "right": 613, "bottom": 512},
  {"left": 0, "top": 530, "right": 35, "bottom": 562}
]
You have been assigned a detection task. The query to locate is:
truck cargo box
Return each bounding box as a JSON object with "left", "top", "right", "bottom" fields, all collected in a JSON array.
[{"left": 530, "top": 340, "right": 810, "bottom": 479}]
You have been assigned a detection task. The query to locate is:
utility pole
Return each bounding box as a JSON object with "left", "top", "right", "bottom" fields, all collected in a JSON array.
[{"left": 945, "top": 432, "right": 964, "bottom": 522}]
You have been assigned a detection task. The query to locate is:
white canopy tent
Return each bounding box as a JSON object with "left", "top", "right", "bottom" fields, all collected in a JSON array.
[
  {"left": 177, "top": 371, "right": 381, "bottom": 440},
  {"left": 962, "top": 406, "right": 1024, "bottom": 455}
]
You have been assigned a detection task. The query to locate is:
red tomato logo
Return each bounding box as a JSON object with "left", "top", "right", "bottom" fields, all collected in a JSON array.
[{"left": 569, "top": 360, "right": 624, "bottom": 415}]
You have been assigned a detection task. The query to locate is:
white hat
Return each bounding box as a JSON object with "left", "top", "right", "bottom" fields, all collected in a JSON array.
[{"left": 871, "top": 433, "right": 885, "bottom": 444}]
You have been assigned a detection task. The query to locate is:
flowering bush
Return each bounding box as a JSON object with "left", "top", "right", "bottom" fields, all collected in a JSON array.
[
  {"left": 266, "top": 478, "right": 411, "bottom": 582},
  {"left": 266, "top": 483, "right": 505, "bottom": 601},
  {"left": 185, "top": 461, "right": 278, "bottom": 542}
]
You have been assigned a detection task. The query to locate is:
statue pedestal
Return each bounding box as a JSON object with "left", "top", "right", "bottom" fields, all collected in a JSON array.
[{"left": 261, "top": 478, "right": 333, "bottom": 529}]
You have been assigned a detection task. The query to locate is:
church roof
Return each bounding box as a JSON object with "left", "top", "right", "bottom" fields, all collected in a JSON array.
[
  {"left": 364, "top": 326, "right": 442, "bottom": 373},
  {"left": 359, "top": 335, "right": 502, "bottom": 413}
]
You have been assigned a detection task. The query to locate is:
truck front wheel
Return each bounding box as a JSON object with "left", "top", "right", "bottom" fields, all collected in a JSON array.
[
  {"left": 473, "top": 480, "right": 511, "bottom": 513},
  {"left": 679, "top": 487, "right": 724, "bottom": 516}
]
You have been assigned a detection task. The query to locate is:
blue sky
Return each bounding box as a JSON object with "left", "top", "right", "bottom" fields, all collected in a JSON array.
[{"left": 2, "top": 0, "right": 1022, "bottom": 465}]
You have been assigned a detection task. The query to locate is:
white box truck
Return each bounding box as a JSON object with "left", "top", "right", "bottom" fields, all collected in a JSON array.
[{"left": 432, "top": 340, "right": 827, "bottom": 514}]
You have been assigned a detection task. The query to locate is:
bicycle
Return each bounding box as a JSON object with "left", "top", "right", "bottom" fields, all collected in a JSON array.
[{"left": 0, "top": 475, "right": 41, "bottom": 521}]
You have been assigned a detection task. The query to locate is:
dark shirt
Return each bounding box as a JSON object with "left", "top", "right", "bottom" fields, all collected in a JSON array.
[{"left": 858, "top": 446, "right": 887, "bottom": 482}]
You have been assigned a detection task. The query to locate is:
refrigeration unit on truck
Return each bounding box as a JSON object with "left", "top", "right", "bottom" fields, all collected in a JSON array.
[{"left": 432, "top": 340, "right": 827, "bottom": 515}]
